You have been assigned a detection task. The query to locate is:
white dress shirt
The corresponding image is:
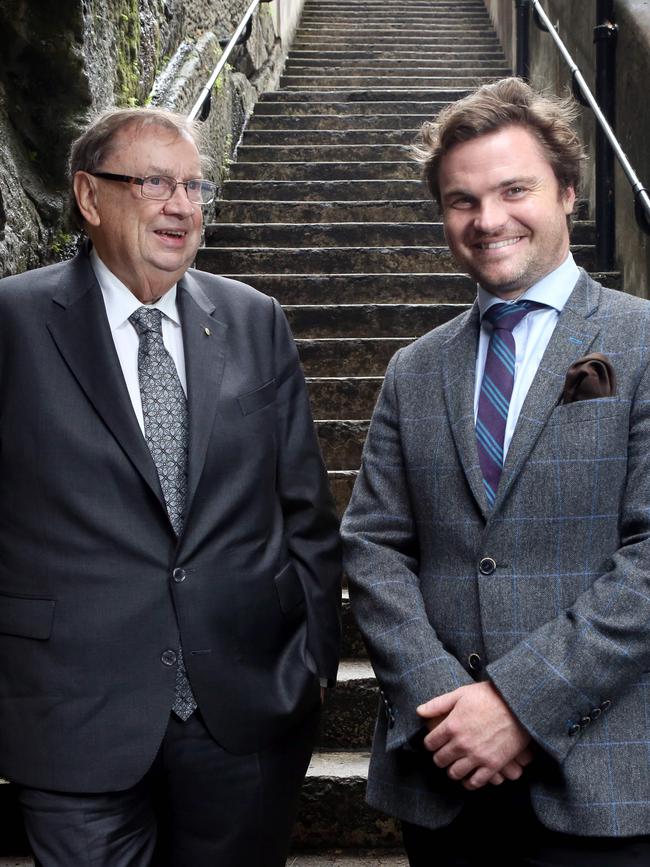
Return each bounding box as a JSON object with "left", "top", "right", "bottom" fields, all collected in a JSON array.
[
  {"left": 473, "top": 253, "right": 581, "bottom": 459},
  {"left": 91, "top": 250, "right": 187, "bottom": 434}
]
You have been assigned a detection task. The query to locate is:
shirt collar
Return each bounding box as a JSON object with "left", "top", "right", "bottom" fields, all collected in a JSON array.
[
  {"left": 477, "top": 253, "right": 581, "bottom": 320},
  {"left": 91, "top": 249, "right": 181, "bottom": 331}
]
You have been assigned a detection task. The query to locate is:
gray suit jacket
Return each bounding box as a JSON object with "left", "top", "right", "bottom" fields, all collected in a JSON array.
[{"left": 342, "top": 271, "right": 650, "bottom": 837}]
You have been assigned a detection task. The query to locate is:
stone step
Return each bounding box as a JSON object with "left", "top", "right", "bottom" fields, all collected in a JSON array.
[
  {"left": 292, "top": 38, "right": 500, "bottom": 50},
  {"left": 294, "top": 752, "right": 400, "bottom": 849},
  {"left": 316, "top": 420, "right": 369, "bottom": 469},
  {"left": 287, "top": 303, "right": 465, "bottom": 339},
  {"left": 240, "top": 129, "right": 422, "bottom": 145},
  {"left": 341, "top": 590, "right": 365, "bottom": 659},
  {"left": 283, "top": 61, "right": 510, "bottom": 72},
  {"left": 307, "top": 377, "right": 382, "bottom": 418},
  {"left": 206, "top": 221, "right": 595, "bottom": 248},
  {"left": 329, "top": 470, "right": 357, "bottom": 517},
  {"left": 198, "top": 245, "right": 597, "bottom": 275},
  {"left": 220, "top": 180, "right": 427, "bottom": 200},
  {"left": 256, "top": 92, "right": 460, "bottom": 108},
  {"left": 286, "top": 854, "right": 408, "bottom": 867},
  {"left": 293, "top": 30, "right": 500, "bottom": 41},
  {"left": 287, "top": 48, "right": 506, "bottom": 60},
  {"left": 279, "top": 76, "right": 501, "bottom": 89},
  {"left": 214, "top": 199, "right": 439, "bottom": 223},
  {"left": 299, "top": 338, "right": 414, "bottom": 376},
  {"left": 321, "top": 660, "right": 377, "bottom": 749},
  {"left": 245, "top": 114, "right": 438, "bottom": 131},
  {"left": 227, "top": 161, "right": 420, "bottom": 181},
  {"left": 251, "top": 101, "right": 448, "bottom": 117},
  {"left": 235, "top": 144, "right": 414, "bottom": 162}
]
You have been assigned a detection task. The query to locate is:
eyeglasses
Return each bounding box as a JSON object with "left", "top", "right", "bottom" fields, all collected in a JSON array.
[{"left": 89, "top": 172, "right": 217, "bottom": 205}]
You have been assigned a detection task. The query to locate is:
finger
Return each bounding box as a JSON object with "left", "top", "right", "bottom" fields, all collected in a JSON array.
[
  {"left": 423, "top": 722, "right": 453, "bottom": 753},
  {"left": 430, "top": 740, "right": 462, "bottom": 767},
  {"left": 489, "top": 773, "right": 505, "bottom": 785},
  {"left": 446, "top": 757, "right": 477, "bottom": 782},
  {"left": 422, "top": 714, "right": 446, "bottom": 733},
  {"left": 500, "top": 761, "right": 524, "bottom": 781},
  {"left": 417, "top": 691, "right": 457, "bottom": 719},
  {"left": 516, "top": 747, "right": 535, "bottom": 767},
  {"left": 462, "top": 766, "right": 494, "bottom": 790}
]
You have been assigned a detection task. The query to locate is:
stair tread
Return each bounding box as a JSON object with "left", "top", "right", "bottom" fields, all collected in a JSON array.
[{"left": 306, "top": 752, "right": 371, "bottom": 778}]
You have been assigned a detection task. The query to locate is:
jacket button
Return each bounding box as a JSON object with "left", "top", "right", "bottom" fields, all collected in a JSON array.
[
  {"left": 580, "top": 716, "right": 591, "bottom": 728},
  {"left": 600, "top": 699, "right": 612, "bottom": 712},
  {"left": 172, "top": 568, "right": 186, "bottom": 583},
  {"left": 591, "top": 707, "right": 602, "bottom": 719},
  {"left": 479, "top": 557, "right": 497, "bottom": 575},
  {"left": 161, "top": 650, "right": 177, "bottom": 666},
  {"left": 468, "top": 653, "right": 483, "bottom": 672},
  {"left": 568, "top": 723, "right": 581, "bottom": 736}
]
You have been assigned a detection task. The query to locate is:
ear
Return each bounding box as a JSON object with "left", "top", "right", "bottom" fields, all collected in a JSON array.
[
  {"left": 73, "top": 172, "right": 101, "bottom": 227},
  {"left": 562, "top": 184, "right": 576, "bottom": 215}
]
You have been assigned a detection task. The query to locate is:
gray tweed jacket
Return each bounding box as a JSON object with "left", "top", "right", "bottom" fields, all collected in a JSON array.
[{"left": 342, "top": 271, "right": 650, "bottom": 837}]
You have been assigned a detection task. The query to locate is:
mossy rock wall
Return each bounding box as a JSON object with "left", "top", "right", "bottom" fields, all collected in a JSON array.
[{"left": 0, "top": 0, "right": 290, "bottom": 276}]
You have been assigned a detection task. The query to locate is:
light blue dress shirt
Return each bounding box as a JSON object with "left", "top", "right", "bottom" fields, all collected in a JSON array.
[{"left": 473, "top": 253, "right": 581, "bottom": 459}]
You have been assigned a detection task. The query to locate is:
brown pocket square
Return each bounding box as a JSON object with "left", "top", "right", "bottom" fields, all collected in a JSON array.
[{"left": 561, "top": 353, "right": 616, "bottom": 404}]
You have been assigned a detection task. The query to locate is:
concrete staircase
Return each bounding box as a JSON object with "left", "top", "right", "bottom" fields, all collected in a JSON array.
[{"left": 197, "top": 1, "right": 619, "bottom": 864}]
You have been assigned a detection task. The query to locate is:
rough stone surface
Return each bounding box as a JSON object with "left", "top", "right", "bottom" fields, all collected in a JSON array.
[{"left": 0, "top": 0, "right": 296, "bottom": 277}]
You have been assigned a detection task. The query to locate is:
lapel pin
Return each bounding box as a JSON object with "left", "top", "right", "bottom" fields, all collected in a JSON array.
[{"left": 204, "top": 327, "right": 211, "bottom": 337}]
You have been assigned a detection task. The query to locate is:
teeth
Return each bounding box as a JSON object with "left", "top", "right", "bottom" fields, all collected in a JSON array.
[
  {"left": 479, "top": 237, "right": 521, "bottom": 250},
  {"left": 157, "top": 230, "right": 184, "bottom": 237}
]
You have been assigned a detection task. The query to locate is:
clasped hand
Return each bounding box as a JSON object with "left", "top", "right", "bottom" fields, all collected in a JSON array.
[{"left": 417, "top": 682, "right": 533, "bottom": 790}]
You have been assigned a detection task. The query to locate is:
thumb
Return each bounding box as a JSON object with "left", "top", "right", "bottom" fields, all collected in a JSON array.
[{"left": 417, "top": 690, "right": 458, "bottom": 719}]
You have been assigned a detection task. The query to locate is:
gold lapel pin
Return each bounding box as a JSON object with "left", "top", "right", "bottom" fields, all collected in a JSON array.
[{"left": 204, "top": 327, "right": 211, "bottom": 337}]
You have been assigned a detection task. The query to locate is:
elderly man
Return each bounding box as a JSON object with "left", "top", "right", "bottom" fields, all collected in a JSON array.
[
  {"left": 0, "top": 107, "right": 341, "bottom": 867},
  {"left": 343, "top": 78, "right": 650, "bottom": 865}
]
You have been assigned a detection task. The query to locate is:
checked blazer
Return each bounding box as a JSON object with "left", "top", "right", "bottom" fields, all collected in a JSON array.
[{"left": 342, "top": 271, "right": 650, "bottom": 837}]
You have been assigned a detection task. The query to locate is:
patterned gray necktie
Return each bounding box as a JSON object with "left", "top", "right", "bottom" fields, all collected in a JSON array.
[{"left": 129, "top": 306, "right": 197, "bottom": 721}]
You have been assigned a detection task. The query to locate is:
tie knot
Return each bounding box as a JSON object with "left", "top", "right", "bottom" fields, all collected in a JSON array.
[
  {"left": 482, "top": 300, "right": 547, "bottom": 333},
  {"left": 129, "top": 306, "right": 163, "bottom": 337}
]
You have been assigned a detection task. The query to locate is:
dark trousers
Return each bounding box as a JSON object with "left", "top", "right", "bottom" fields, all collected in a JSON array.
[
  {"left": 18, "top": 707, "right": 319, "bottom": 867},
  {"left": 402, "top": 781, "right": 650, "bottom": 867}
]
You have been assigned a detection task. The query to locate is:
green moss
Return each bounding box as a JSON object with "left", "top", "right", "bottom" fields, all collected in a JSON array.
[
  {"left": 50, "top": 230, "right": 74, "bottom": 256},
  {"left": 115, "top": 0, "right": 142, "bottom": 106}
]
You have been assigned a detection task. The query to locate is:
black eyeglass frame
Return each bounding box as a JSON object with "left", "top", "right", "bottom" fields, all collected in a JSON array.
[{"left": 89, "top": 171, "right": 217, "bottom": 205}]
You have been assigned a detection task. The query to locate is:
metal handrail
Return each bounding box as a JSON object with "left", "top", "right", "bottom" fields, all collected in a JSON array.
[
  {"left": 522, "top": 0, "right": 650, "bottom": 241},
  {"left": 188, "top": 0, "right": 272, "bottom": 122}
]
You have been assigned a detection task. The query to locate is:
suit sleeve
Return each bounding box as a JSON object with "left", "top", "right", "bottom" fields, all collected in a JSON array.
[
  {"left": 487, "top": 354, "right": 650, "bottom": 764},
  {"left": 271, "top": 298, "right": 341, "bottom": 685},
  {"left": 342, "top": 351, "right": 474, "bottom": 751}
]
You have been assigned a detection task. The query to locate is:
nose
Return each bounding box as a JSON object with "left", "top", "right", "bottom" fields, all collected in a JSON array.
[
  {"left": 473, "top": 197, "right": 507, "bottom": 234},
  {"left": 162, "top": 183, "right": 196, "bottom": 219}
]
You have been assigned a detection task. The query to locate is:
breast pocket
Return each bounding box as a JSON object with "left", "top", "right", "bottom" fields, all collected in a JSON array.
[{"left": 237, "top": 379, "right": 277, "bottom": 416}]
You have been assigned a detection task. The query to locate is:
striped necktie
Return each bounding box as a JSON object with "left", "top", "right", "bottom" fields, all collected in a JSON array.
[{"left": 476, "top": 301, "right": 547, "bottom": 508}]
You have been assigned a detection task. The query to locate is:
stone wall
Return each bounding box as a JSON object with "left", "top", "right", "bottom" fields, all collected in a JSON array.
[
  {"left": 0, "top": 0, "right": 303, "bottom": 277},
  {"left": 483, "top": 0, "right": 650, "bottom": 296}
]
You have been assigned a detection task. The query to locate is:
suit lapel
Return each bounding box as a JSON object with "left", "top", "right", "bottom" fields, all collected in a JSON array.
[
  {"left": 493, "top": 272, "right": 602, "bottom": 512},
  {"left": 177, "top": 272, "right": 227, "bottom": 518},
  {"left": 442, "top": 302, "right": 490, "bottom": 516},
  {"left": 46, "top": 250, "right": 165, "bottom": 507}
]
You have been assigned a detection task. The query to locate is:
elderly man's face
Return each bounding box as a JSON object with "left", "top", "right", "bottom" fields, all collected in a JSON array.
[
  {"left": 438, "top": 125, "right": 575, "bottom": 300},
  {"left": 75, "top": 123, "right": 204, "bottom": 302}
]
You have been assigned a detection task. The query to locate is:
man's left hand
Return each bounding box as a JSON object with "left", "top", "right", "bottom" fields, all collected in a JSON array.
[{"left": 417, "top": 682, "right": 531, "bottom": 790}]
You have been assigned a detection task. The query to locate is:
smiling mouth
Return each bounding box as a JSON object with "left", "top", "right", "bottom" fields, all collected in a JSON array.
[
  {"left": 476, "top": 237, "right": 523, "bottom": 250},
  {"left": 155, "top": 230, "right": 187, "bottom": 239}
]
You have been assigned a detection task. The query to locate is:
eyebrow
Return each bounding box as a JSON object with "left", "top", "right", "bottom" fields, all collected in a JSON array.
[{"left": 442, "top": 176, "right": 540, "bottom": 199}]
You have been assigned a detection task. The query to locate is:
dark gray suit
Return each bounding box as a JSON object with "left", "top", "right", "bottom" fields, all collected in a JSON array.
[
  {"left": 0, "top": 246, "right": 340, "bottom": 797},
  {"left": 343, "top": 272, "right": 650, "bottom": 838}
]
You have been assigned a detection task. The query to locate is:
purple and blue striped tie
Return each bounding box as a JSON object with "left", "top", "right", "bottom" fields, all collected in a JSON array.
[{"left": 476, "top": 301, "right": 546, "bottom": 507}]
